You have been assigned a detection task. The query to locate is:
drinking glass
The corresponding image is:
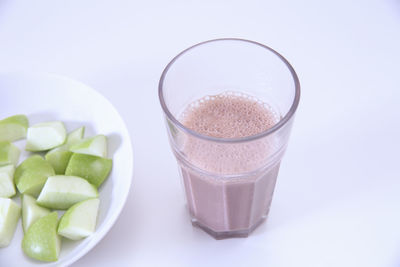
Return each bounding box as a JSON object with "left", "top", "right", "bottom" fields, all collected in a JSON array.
[{"left": 159, "top": 38, "right": 300, "bottom": 239}]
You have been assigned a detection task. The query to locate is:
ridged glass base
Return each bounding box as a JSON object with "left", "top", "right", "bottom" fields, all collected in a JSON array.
[{"left": 191, "top": 216, "right": 267, "bottom": 240}]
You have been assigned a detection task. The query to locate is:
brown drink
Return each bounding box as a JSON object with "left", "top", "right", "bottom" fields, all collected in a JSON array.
[
  {"left": 177, "top": 92, "right": 281, "bottom": 238},
  {"left": 159, "top": 39, "right": 300, "bottom": 239}
]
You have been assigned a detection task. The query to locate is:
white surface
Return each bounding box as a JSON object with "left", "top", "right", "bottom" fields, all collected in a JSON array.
[
  {"left": 0, "top": 0, "right": 399, "bottom": 266},
  {"left": 0, "top": 73, "right": 133, "bottom": 266}
]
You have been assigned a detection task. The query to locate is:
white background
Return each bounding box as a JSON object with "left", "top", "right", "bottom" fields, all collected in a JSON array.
[{"left": 1, "top": 0, "right": 400, "bottom": 266}]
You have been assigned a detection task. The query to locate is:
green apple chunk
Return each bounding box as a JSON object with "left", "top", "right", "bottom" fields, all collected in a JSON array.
[
  {"left": 58, "top": 198, "right": 100, "bottom": 240},
  {"left": 0, "top": 114, "right": 29, "bottom": 142},
  {"left": 45, "top": 126, "right": 85, "bottom": 175},
  {"left": 15, "top": 155, "right": 55, "bottom": 197},
  {"left": 0, "top": 164, "right": 16, "bottom": 197},
  {"left": 37, "top": 175, "right": 98, "bottom": 210},
  {"left": 65, "top": 153, "right": 112, "bottom": 188},
  {"left": 21, "top": 194, "right": 50, "bottom": 233},
  {"left": 45, "top": 149, "right": 73, "bottom": 175},
  {"left": 65, "top": 126, "right": 85, "bottom": 146},
  {"left": 26, "top": 121, "right": 67, "bottom": 152},
  {"left": 22, "top": 212, "right": 60, "bottom": 262},
  {"left": 0, "top": 197, "right": 21, "bottom": 247},
  {"left": 70, "top": 134, "right": 107, "bottom": 158},
  {"left": 0, "top": 141, "right": 20, "bottom": 166}
]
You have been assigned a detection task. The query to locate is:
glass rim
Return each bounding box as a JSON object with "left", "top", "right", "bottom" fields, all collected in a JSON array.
[{"left": 158, "top": 38, "right": 301, "bottom": 143}]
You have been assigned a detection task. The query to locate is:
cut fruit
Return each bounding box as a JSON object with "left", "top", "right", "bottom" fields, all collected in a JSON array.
[
  {"left": 25, "top": 121, "right": 67, "bottom": 151},
  {"left": 58, "top": 198, "right": 100, "bottom": 240},
  {"left": 45, "top": 149, "right": 73, "bottom": 175},
  {"left": 15, "top": 155, "right": 55, "bottom": 198},
  {"left": 37, "top": 175, "right": 98, "bottom": 210},
  {"left": 65, "top": 126, "right": 85, "bottom": 146},
  {"left": 21, "top": 194, "right": 51, "bottom": 233},
  {"left": 0, "top": 114, "right": 29, "bottom": 142},
  {"left": 45, "top": 126, "right": 85, "bottom": 175},
  {"left": 0, "top": 164, "right": 16, "bottom": 197},
  {"left": 22, "top": 212, "right": 60, "bottom": 262},
  {"left": 0, "top": 141, "right": 20, "bottom": 166},
  {"left": 65, "top": 153, "right": 112, "bottom": 187},
  {"left": 0, "top": 197, "right": 21, "bottom": 247},
  {"left": 70, "top": 134, "right": 107, "bottom": 158}
]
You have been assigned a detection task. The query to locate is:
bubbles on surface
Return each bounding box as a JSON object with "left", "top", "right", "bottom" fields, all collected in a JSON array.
[{"left": 179, "top": 92, "right": 280, "bottom": 174}]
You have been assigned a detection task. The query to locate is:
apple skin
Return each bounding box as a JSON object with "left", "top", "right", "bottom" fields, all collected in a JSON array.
[
  {"left": 22, "top": 211, "right": 60, "bottom": 262},
  {"left": 15, "top": 155, "right": 55, "bottom": 198},
  {"left": 45, "top": 149, "right": 73, "bottom": 175},
  {"left": 65, "top": 153, "right": 112, "bottom": 188},
  {"left": 0, "top": 114, "right": 29, "bottom": 142}
]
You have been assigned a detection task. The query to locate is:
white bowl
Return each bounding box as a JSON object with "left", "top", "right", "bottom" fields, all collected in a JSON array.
[{"left": 0, "top": 72, "right": 133, "bottom": 266}]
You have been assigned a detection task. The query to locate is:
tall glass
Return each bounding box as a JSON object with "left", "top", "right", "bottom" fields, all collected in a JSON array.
[{"left": 159, "top": 39, "right": 300, "bottom": 239}]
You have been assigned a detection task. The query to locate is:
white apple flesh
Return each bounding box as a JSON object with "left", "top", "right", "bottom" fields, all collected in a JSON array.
[
  {"left": 0, "top": 197, "right": 21, "bottom": 247},
  {"left": 0, "top": 164, "right": 16, "bottom": 197},
  {"left": 37, "top": 175, "right": 98, "bottom": 210},
  {"left": 21, "top": 194, "right": 51, "bottom": 233},
  {"left": 70, "top": 134, "right": 107, "bottom": 158},
  {"left": 58, "top": 198, "right": 100, "bottom": 240},
  {"left": 25, "top": 121, "right": 67, "bottom": 152},
  {"left": 0, "top": 114, "right": 29, "bottom": 142},
  {"left": 0, "top": 141, "right": 20, "bottom": 166}
]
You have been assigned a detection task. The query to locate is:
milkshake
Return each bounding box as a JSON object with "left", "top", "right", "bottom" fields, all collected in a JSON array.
[
  {"left": 175, "top": 92, "right": 281, "bottom": 238},
  {"left": 159, "top": 39, "right": 300, "bottom": 239}
]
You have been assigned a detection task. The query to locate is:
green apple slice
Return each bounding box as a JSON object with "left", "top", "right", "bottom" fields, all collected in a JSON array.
[
  {"left": 0, "top": 164, "right": 16, "bottom": 197},
  {"left": 45, "top": 149, "right": 73, "bottom": 175},
  {"left": 0, "top": 114, "right": 29, "bottom": 142},
  {"left": 70, "top": 134, "right": 107, "bottom": 158},
  {"left": 37, "top": 175, "right": 98, "bottom": 210},
  {"left": 45, "top": 126, "right": 85, "bottom": 175},
  {"left": 21, "top": 194, "right": 50, "bottom": 233},
  {"left": 0, "top": 141, "right": 20, "bottom": 166},
  {"left": 58, "top": 198, "right": 100, "bottom": 240},
  {"left": 65, "top": 153, "right": 112, "bottom": 188},
  {"left": 26, "top": 121, "right": 67, "bottom": 152},
  {"left": 22, "top": 211, "right": 60, "bottom": 262},
  {"left": 65, "top": 126, "right": 85, "bottom": 146},
  {"left": 0, "top": 197, "right": 21, "bottom": 247},
  {"left": 15, "top": 155, "right": 55, "bottom": 197}
]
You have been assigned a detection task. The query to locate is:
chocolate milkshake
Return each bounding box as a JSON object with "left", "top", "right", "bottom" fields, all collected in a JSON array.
[{"left": 177, "top": 92, "right": 281, "bottom": 238}]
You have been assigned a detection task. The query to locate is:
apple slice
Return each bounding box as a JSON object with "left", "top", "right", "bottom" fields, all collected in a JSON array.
[
  {"left": 58, "top": 198, "right": 100, "bottom": 240},
  {"left": 0, "top": 164, "right": 16, "bottom": 197},
  {"left": 0, "top": 141, "right": 20, "bottom": 166},
  {"left": 70, "top": 134, "right": 107, "bottom": 158},
  {"left": 25, "top": 121, "right": 67, "bottom": 152},
  {"left": 0, "top": 114, "right": 29, "bottom": 142},
  {"left": 0, "top": 197, "right": 21, "bottom": 247},
  {"left": 21, "top": 194, "right": 50, "bottom": 233},
  {"left": 37, "top": 175, "right": 98, "bottom": 210},
  {"left": 65, "top": 126, "right": 85, "bottom": 146},
  {"left": 45, "top": 126, "right": 85, "bottom": 175},
  {"left": 15, "top": 155, "right": 55, "bottom": 197},
  {"left": 45, "top": 149, "right": 73, "bottom": 175},
  {"left": 65, "top": 153, "right": 112, "bottom": 188},
  {"left": 22, "top": 211, "right": 60, "bottom": 262}
]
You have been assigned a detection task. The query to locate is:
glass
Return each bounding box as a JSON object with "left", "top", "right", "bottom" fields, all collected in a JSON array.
[{"left": 159, "top": 38, "right": 300, "bottom": 239}]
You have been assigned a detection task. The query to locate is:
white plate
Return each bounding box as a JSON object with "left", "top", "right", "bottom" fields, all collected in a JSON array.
[{"left": 0, "top": 72, "right": 133, "bottom": 266}]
